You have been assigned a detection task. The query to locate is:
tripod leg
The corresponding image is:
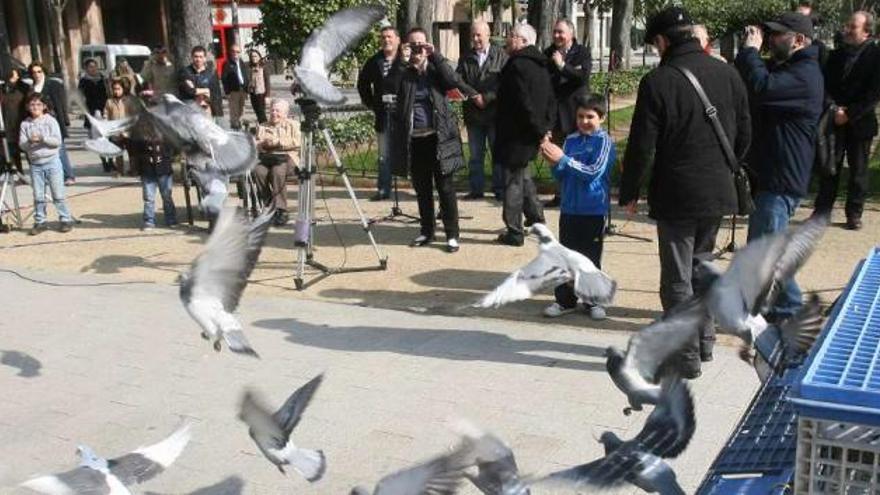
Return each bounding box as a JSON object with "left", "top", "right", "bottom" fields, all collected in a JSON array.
[{"left": 320, "top": 128, "right": 387, "bottom": 265}]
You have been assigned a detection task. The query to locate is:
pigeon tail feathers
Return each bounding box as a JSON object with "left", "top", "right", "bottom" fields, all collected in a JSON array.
[{"left": 286, "top": 447, "right": 326, "bottom": 482}]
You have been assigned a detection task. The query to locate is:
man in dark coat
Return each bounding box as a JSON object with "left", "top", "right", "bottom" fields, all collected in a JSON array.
[
  {"left": 494, "top": 23, "right": 555, "bottom": 246},
  {"left": 619, "top": 7, "right": 751, "bottom": 377},
  {"left": 391, "top": 28, "right": 476, "bottom": 253},
  {"left": 457, "top": 20, "right": 508, "bottom": 200},
  {"left": 736, "top": 11, "right": 823, "bottom": 321},
  {"left": 28, "top": 61, "right": 75, "bottom": 184},
  {"left": 542, "top": 18, "right": 592, "bottom": 208},
  {"left": 813, "top": 11, "right": 880, "bottom": 230},
  {"left": 221, "top": 44, "right": 250, "bottom": 130},
  {"left": 179, "top": 45, "right": 223, "bottom": 118},
  {"left": 357, "top": 25, "right": 403, "bottom": 201}
]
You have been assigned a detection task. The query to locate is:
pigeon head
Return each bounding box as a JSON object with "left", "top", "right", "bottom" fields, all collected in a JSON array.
[
  {"left": 604, "top": 346, "right": 625, "bottom": 373},
  {"left": 529, "top": 223, "right": 556, "bottom": 244},
  {"left": 598, "top": 431, "right": 624, "bottom": 453},
  {"left": 349, "top": 486, "right": 371, "bottom": 495}
]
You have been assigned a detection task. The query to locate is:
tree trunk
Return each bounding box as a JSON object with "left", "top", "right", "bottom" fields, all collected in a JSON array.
[
  {"left": 528, "top": 0, "right": 560, "bottom": 48},
  {"left": 415, "top": 0, "right": 435, "bottom": 43},
  {"left": 49, "top": 2, "right": 71, "bottom": 89},
  {"left": 0, "top": 1, "right": 12, "bottom": 77},
  {"left": 582, "top": 3, "right": 594, "bottom": 47},
  {"left": 721, "top": 32, "right": 735, "bottom": 63},
  {"left": 609, "top": 0, "right": 632, "bottom": 69},
  {"left": 490, "top": 0, "right": 504, "bottom": 36},
  {"left": 168, "top": 0, "right": 214, "bottom": 72}
]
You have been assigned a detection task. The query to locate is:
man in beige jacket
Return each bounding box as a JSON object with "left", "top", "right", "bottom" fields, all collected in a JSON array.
[{"left": 255, "top": 98, "right": 301, "bottom": 225}]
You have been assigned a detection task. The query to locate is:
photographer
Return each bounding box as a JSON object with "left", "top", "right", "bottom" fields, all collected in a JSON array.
[
  {"left": 391, "top": 28, "right": 477, "bottom": 253},
  {"left": 255, "top": 98, "right": 301, "bottom": 226},
  {"left": 736, "top": 12, "right": 823, "bottom": 321}
]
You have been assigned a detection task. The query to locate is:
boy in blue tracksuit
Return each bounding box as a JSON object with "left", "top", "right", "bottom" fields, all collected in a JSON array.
[{"left": 540, "top": 94, "right": 615, "bottom": 320}]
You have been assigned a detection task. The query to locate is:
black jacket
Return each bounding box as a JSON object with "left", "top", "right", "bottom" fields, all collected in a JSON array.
[
  {"left": 736, "top": 44, "right": 823, "bottom": 198},
  {"left": 221, "top": 57, "right": 250, "bottom": 93},
  {"left": 456, "top": 44, "right": 508, "bottom": 127},
  {"left": 391, "top": 53, "right": 475, "bottom": 176},
  {"left": 357, "top": 51, "right": 405, "bottom": 132},
  {"left": 620, "top": 40, "right": 751, "bottom": 220},
  {"left": 178, "top": 64, "right": 224, "bottom": 117},
  {"left": 494, "top": 45, "right": 557, "bottom": 169},
  {"left": 824, "top": 40, "right": 880, "bottom": 140},
  {"left": 30, "top": 78, "right": 70, "bottom": 138},
  {"left": 78, "top": 75, "right": 108, "bottom": 117},
  {"left": 544, "top": 42, "right": 591, "bottom": 136}
]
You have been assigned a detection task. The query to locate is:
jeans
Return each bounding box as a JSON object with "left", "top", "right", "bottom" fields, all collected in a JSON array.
[
  {"left": 748, "top": 191, "right": 803, "bottom": 318},
  {"left": 466, "top": 123, "right": 503, "bottom": 197},
  {"left": 30, "top": 156, "right": 72, "bottom": 224},
  {"left": 376, "top": 131, "right": 392, "bottom": 196},
  {"left": 142, "top": 173, "right": 177, "bottom": 226},
  {"left": 60, "top": 141, "right": 74, "bottom": 180}
]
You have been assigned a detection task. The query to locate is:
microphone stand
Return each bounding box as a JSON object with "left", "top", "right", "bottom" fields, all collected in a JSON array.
[{"left": 374, "top": 95, "right": 418, "bottom": 224}]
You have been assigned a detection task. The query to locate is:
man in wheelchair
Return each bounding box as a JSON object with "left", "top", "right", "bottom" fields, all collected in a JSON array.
[{"left": 255, "top": 98, "right": 301, "bottom": 226}]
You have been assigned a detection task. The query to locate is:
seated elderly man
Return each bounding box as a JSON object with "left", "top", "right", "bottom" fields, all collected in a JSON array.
[{"left": 255, "top": 98, "right": 301, "bottom": 226}]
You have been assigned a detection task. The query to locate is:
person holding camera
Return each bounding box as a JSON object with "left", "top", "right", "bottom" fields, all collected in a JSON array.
[
  {"left": 619, "top": 7, "right": 751, "bottom": 378},
  {"left": 255, "top": 98, "right": 301, "bottom": 226},
  {"left": 357, "top": 25, "right": 404, "bottom": 202},
  {"left": 390, "top": 28, "right": 477, "bottom": 253},
  {"left": 735, "top": 12, "right": 823, "bottom": 322}
]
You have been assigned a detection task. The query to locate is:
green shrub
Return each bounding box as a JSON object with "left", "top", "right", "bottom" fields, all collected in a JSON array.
[{"left": 589, "top": 66, "right": 652, "bottom": 97}]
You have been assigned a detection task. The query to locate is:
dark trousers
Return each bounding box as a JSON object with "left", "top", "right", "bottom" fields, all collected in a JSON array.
[
  {"left": 657, "top": 217, "right": 721, "bottom": 370},
  {"left": 554, "top": 214, "right": 606, "bottom": 308},
  {"left": 250, "top": 93, "right": 268, "bottom": 124},
  {"left": 254, "top": 159, "right": 290, "bottom": 211},
  {"left": 411, "top": 135, "right": 459, "bottom": 239},
  {"left": 502, "top": 165, "right": 544, "bottom": 240},
  {"left": 814, "top": 128, "right": 872, "bottom": 220}
]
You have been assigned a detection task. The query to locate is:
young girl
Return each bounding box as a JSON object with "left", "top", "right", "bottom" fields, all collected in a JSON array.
[
  {"left": 103, "top": 78, "right": 138, "bottom": 176},
  {"left": 19, "top": 93, "right": 73, "bottom": 235}
]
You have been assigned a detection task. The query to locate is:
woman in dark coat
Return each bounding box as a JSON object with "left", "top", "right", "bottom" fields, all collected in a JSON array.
[
  {"left": 2, "top": 68, "right": 29, "bottom": 174},
  {"left": 78, "top": 58, "right": 112, "bottom": 172}
]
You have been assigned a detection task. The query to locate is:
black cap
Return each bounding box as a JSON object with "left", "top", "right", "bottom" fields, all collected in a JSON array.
[
  {"left": 644, "top": 7, "right": 694, "bottom": 44},
  {"left": 764, "top": 12, "right": 813, "bottom": 38}
]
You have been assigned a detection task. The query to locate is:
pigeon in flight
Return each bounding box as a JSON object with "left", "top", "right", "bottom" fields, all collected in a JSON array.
[
  {"left": 349, "top": 441, "right": 474, "bottom": 495},
  {"left": 179, "top": 207, "right": 275, "bottom": 356},
  {"left": 605, "top": 299, "right": 707, "bottom": 415},
  {"left": 475, "top": 223, "right": 616, "bottom": 309},
  {"left": 702, "top": 214, "right": 828, "bottom": 344},
  {"left": 295, "top": 5, "right": 388, "bottom": 105},
  {"left": 740, "top": 293, "right": 824, "bottom": 381},
  {"left": 238, "top": 374, "right": 326, "bottom": 480},
  {"left": 84, "top": 111, "right": 126, "bottom": 158},
  {"left": 454, "top": 422, "right": 530, "bottom": 495},
  {"left": 0, "top": 349, "right": 42, "bottom": 377},
  {"left": 538, "top": 376, "right": 694, "bottom": 495},
  {"left": 20, "top": 422, "right": 192, "bottom": 495}
]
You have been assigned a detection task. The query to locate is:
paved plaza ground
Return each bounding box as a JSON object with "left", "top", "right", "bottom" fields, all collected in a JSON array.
[{"left": 1, "top": 127, "right": 878, "bottom": 493}]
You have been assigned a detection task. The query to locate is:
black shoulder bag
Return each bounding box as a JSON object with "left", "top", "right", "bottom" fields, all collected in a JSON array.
[{"left": 671, "top": 65, "right": 754, "bottom": 216}]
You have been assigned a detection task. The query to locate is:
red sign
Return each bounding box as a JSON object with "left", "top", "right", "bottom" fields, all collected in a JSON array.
[{"left": 215, "top": 8, "right": 226, "bottom": 23}]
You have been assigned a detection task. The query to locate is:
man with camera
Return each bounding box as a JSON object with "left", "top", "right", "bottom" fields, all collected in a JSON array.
[
  {"left": 813, "top": 11, "right": 880, "bottom": 230},
  {"left": 736, "top": 12, "right": 823, "bottom": 321},
  {"left": 390, "top": 28, "right": 477, "bottom": 253},
  {"left": 456, "top": 20, "right": 508, "bottom": 200},
  {"left": 357, "top": 26, "right": 403, "bottom": 202},
  {"left": 619, "top": 7, "right": 751, "bottom": 378}
]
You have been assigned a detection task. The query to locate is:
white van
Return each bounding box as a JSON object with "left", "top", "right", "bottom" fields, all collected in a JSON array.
[{"left": 78, "top": 44, "right": 152, "bottom": 77}]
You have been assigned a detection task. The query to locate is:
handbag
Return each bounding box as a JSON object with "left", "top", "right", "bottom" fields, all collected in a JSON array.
[{"left": 671, "top": 65, "right": 754, "bottom": 216}]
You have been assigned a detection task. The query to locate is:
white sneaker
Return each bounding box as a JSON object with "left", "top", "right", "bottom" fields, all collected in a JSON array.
[
  {"left": 588, "top": 305, "right": 607, "bottom": 321},
  {"left": 446, "top": 238, "right": 460, "bottom": 252},
  {"left": 543, "top": 303, "right": 576, "bottom": 318}
]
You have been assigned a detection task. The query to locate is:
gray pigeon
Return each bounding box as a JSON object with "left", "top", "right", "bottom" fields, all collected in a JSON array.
[
  {"left": 349, "top": 442, "right": 473, "bottom": 495},
  {"left": 454, "top": 423, "right": 530, "bottom": 495},
  {"left": 475, "top": 223, "right": 616, "bottom": 309},
  {"left": 295, "top": 5, "right": 388, "bottom": 105},
  {"left": 740, "top": 293, "right": 824, "bottom": 381},
  {"left": 179, "top": 207, "right": 275, "bottom": 356},
  {"left": 538, "top": 376, "right": 694, "bottom": 495},
  {"left": 703, "top": 214, "right": 828, "bottom": 344},
  {"left": 605, "top": 300, "right": 707, "bottom": 415},
  {"left": 20, "top": 422, "right": 192, "bottom": 495},
  {"left": 238, "top": 374, "right": 326, "bottom": 481},
  {"left": 0, "top": 349, "right": 42, "bottom": 377}
]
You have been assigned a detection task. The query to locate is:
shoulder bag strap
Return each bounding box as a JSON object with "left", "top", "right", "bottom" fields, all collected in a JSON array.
[{"left": 670, "top": 65, "right": 741, "bottom": 174}]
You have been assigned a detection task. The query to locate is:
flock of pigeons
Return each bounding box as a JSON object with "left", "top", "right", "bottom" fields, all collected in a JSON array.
[{"left": 16, "top": 4, "right": 833, "bottom": 495}]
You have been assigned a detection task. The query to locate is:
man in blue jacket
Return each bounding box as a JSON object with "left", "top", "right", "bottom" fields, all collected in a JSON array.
[{"left": 735, "top": 12, "right": 824, "bottom": 321}]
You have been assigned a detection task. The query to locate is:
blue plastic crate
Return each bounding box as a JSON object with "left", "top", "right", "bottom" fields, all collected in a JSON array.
[{"left": 790, "top": 248, "right": 880, "bottom": 425}]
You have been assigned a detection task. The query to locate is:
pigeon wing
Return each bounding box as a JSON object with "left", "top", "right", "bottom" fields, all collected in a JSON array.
[
  {"left": 294, "top": 66, "right": 345, "bottom": 106},
  {"left": 300, "top": 5, "right": 388, "bottom": 72},
  {"left": 635, "top": 376, "right": 696, "bottom": 459},
  {"left": 84, "top": 112, "right": 137, "bottom": 138},
  {"left": 239, "top": 389, "right": 287, "bottom": 449},
  {"left": 373, "top": 447, "right": 470, "bottom": 495},
  {"left": 273, "top": 373, "right": 324, "bottom": 436},
  {"left": 211, "top": 131, "right": 258, "bottom": 176},
  {"left": 475, "top": 251, "right": 571, "bottom": 308},
  {"left": 780, "top": 293, "right": 823, "bottom": 353},
  {"left": 758, "top": 216, "right": 827, "bottom": 315},
  {"left": 84, "top": 138, "right": 125, "bottom": 158},
  {"left": 627, "top": 301, "right": 707, "bottom": 382},
  {"left": 458, "top": 430, "right": 523, "bottom": 494},
  {"left": 21, "top": 467, "right": 112, "bottom": 495},
  {"left": 567, "top": 249, "right": 617, "bottom": 306},
  {"left": 108, "top": 422, "right": 192, "bottom": 486}
]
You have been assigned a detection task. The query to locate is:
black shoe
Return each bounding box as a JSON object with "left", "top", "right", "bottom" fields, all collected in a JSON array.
[
  {"left": 463, "top": 192, "right": 484, "bottom": 200},
  {"left": 273, "top": 210, "right": 289, "bottom": 226},
  {"left": 28, "top": 223, "right": 47, "bottom": 236},
  {"left": 496, "top": 233, "right": 524, "bottom": 247},
  {"left": 58, "top": 222, "right": 73, "bottom": 233},
  {"left": 524, "top": 217, "right": 545, "bottom": 228},
  {"left": 543, "top": 195, "right": 561, "bottom": 208},
  {"left": 410, "top": 234, "right": 434, "bottom": 247},
  {"left": 446, "top": 238, "right": 460, "bottom": 253},
  {"left": 846, "top": 217, "right": 863, "bottom": 230},
  {"left": 0, "top": 223, "right": 10, "bottom": 233},
  {"left": 369, "top": 192, "right": 390, "bottom": 202}
]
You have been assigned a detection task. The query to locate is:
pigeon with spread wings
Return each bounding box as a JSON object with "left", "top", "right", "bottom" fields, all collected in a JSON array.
[
  {"left": 179, "top": 207, "right": 274, "bottom": 356},
  {"left": 349, "top": 441, "right": 473, "bottom": 495},
  {"left": 475, "top": 223, "right": 616, "bottom": 309}
]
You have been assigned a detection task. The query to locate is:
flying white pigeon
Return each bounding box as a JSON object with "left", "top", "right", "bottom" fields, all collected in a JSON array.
[
  {"left": 179, "top": 207, "right": 275, "bottom": 357},
  {"left": 20, "top": 422, "right": 192, "bottom": 495},
  {"left": 475, "top": 223, "right": 616, "bottom": 309},
  {"left": 295, "top": 5, "right": 388, "bottom": 105},
  {"left": 238, "top": 374, "right": 326, "bottom": 481},
  {"left": 84, "top": 111, "right": 126, "bottom": 158}
]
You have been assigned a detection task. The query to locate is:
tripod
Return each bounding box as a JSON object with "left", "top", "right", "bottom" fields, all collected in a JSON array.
[
  {"left": 293, "top": 98, "right": 387, "bottom": 290},
  {"left": 714, "top": 215, "right": 741, "bottom": 259},
  {"left": 374, "top": 96, "right": 418, "bottom": 224},
  {"left": 0, "top": 103, "right": 26, "bottom": 230}
]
